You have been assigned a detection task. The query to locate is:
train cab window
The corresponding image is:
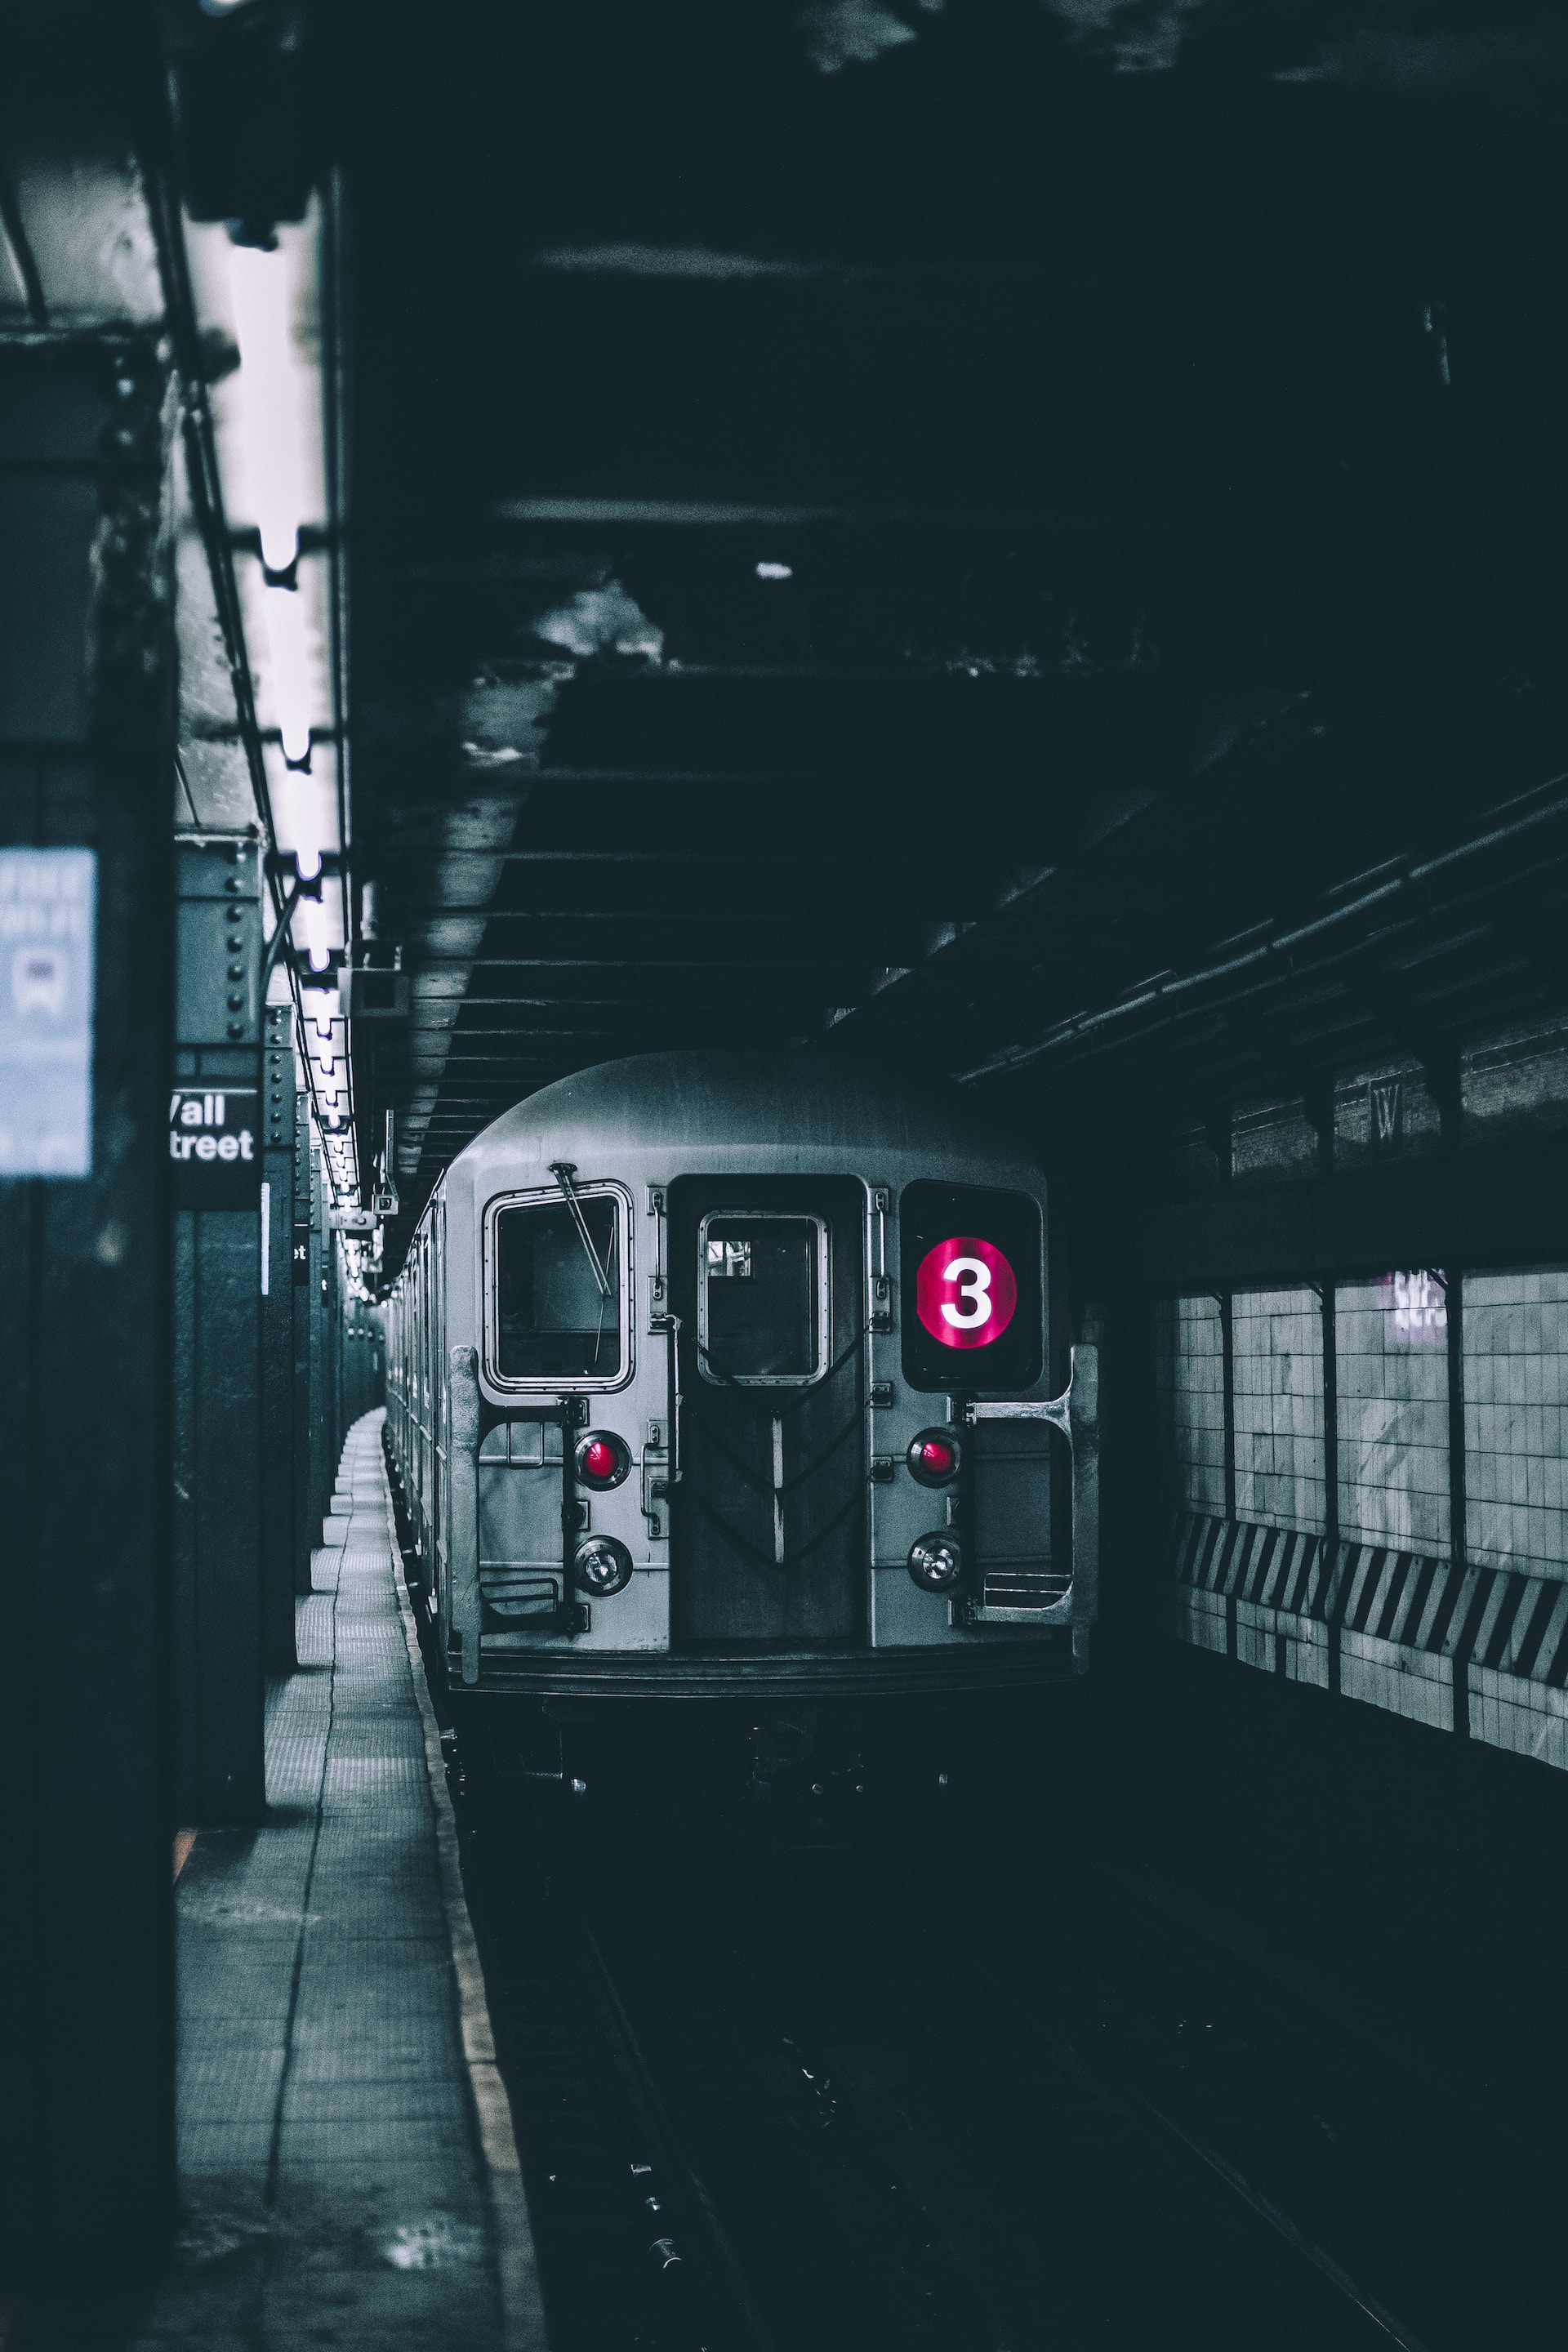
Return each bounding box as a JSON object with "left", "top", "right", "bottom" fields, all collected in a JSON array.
[
  {"left": 494, "top": 1192, "right": 625, "bottom": 1382},
  {"left": 697, "top": 1213, "right": 828, "bottom": 1385}
]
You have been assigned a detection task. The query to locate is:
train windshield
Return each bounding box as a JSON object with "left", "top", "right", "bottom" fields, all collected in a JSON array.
[
  {"left": 495, "top": 1195, "right": 622, "bottom": 1379},
  {"left": 697, "top": 1212, "right": 827, "bottom": 1384}
]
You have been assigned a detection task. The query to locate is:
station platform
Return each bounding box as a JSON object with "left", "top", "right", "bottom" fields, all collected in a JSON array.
[{"left": 131, "top": 1413, "right": 546, "bottom": 2352}]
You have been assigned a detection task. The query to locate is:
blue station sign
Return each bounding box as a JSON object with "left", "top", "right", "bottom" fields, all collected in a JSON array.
[{"left": 0, "top": 848, "right": 96, "bottom": 1177}]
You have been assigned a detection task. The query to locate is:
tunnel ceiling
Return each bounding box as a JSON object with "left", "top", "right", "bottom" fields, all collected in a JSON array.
[{"left": 336, "top": 2, "right": 1568, "bottom": 1269}]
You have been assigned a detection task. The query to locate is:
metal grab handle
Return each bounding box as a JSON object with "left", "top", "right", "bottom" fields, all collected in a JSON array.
[
  {"left": 448, "top": 1344, "right": 483, "bottom": 1686},
  {"left": 657, "top": 1311, "right": 683, "bottom": 1485},
  {"left": 965, "top": 1343, "right": 1100, "bottom": 1672}
]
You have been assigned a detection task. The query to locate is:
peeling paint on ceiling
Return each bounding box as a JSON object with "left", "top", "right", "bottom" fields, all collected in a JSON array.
[
  {"left": 1044, "top": 0, "right": 1207, "bottom": 76},
  {"left": 458, "top": 674, "right": 564, "bottom": 772},
  {"left": 534, "top": 244, "right": 831, "bottom": 280},
  {"left": 530, "top": 581, "right": 665, "bottom": 665},
  {"left": 799, "top": 1, "right": 920, "bottom": 74}
]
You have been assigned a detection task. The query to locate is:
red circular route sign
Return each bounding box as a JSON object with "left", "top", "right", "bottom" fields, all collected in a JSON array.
[{"left": 915, "top": 1236, "right": 1018, "bottom": 1351}]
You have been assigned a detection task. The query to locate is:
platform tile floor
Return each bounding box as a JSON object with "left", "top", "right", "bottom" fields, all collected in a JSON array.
[{"left": 131, "top": 1413, "right": 516, "bottom": 2350}]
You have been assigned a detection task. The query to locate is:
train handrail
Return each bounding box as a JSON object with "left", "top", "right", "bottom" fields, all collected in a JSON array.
[
  {"left": 964, "top": 1342, "right": 1100, "bottom": 1673},
  {"left": 448, "top": 1343, "right": 483, "bottom": 1686},
  {"left": 650, "top": 1310, "right": 684, "bottom": 1486}
]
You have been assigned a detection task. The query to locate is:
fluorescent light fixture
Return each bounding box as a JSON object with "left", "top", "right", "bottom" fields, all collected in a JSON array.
[
  {"left": 228, "top": 241, "right": 305, "bottom": 575},
  {"left": 299, "top": 893, "right": 330, "bottom": 970},
  {"left": 282, "top": 773, "right": 323, "bottom": 883},
  {"left": 263, "top": 583, "right": 314, "bottom": 771},
  {"left": 301, "top": 988, "right": 336, "bottom": 1040}
]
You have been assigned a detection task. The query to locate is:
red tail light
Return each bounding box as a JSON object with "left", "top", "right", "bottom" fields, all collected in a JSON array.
[
  {"left": 906, "top": 1427, "right": 962, "bottom": 1488},
  {"left": 575, "top": 1430, "right": 630, "bottom": 1490}
]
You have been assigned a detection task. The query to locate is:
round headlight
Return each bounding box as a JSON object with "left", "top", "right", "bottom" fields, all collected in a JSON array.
[
  {"left": 906, "top": 1427, "right": 961, "bottom": 1488},
  {"left": 574, "top": 1535, "right": 634, "bottom": 1598},
  {"left": 575, "top": 1430, "right": 631, "bottom": 1490},
  {"left": 907, "top": 1532, "right": 963, "bottom": 1592}
]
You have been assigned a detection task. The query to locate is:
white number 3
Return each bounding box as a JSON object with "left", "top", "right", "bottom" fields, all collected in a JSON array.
[{"left": 940, "top": 1255, "right": 993, "bottom": 1329}]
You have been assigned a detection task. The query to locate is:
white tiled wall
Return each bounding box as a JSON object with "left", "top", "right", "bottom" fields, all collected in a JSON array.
[
  {"left": 1335, "top": 1280, "right": 1450, "bottom": 1556},
  {"left": 1232, "top": 1288, "right": 1325, "bottom": 1535},
  {"left": 1468, "top": 1663, "right": 1568, "bottom": 1770},
  {"left": 1154, "top": 1294, "right": 1225, "bottom": 1513},
  {"left": 1174, "top": 1582, "right": 1227, "bottom": 1653},
  {"left": 1159, "top": 1267, "right": 1568, "bottom": 1772},
  {"left": 1158, "top": 1272, "right": 1567, "bottom": 1580},
  {"left": 1463, "top": 1270, "right": 1568, "bottom": 1582},
  {"left": 1339, "top": 1631, "right": 1450, "bottom": 1731}
]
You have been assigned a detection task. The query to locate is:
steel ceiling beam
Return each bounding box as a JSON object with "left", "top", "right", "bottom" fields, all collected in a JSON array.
[
  {"left": 413, "top": 955, "right": 856, "bottom": 970},
  {"left": 403, "top": 908, "right": 852, "bottom": 925}
]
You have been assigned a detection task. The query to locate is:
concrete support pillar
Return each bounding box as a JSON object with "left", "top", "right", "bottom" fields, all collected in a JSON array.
[{"left": 0, "top": 332, "right": 178, "bottom": 2296}]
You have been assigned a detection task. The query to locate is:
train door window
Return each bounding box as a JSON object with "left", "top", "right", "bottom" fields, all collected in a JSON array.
[
  {"left": 697, "top": 1212, "right": 828, "bottom": 1385},
  {"left": 490, "top": 1187, "right": 630, "bottom": 1386}
]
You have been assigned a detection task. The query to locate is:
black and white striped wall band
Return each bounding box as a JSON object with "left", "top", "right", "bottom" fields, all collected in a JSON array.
[{"left": 1170, "top": 1512, "right": 1568, "bottom": 1771}]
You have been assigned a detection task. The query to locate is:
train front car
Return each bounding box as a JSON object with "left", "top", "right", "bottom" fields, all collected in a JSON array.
[{"left": 385, "top": 1053, "right": 1097, "bottom": 1759}]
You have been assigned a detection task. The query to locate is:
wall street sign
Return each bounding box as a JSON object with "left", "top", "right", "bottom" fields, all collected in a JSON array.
[{"left": 169, "top": 1085, "right": 261, "bottom": 1207}]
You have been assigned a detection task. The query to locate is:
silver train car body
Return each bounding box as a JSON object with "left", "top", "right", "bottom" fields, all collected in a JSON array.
[{"left": 384, "top": 1052, "right": 1098, "bottom": 1704}]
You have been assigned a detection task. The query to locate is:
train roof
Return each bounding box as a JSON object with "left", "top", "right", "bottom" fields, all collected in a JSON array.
[{"left": 441, "top": 1051, "right": 1044, "bottom": 1185}]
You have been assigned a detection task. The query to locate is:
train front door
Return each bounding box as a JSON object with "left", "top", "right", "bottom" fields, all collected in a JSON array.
[{"left": 668, "top": 1177, "right": 866, "bottom": 1645}]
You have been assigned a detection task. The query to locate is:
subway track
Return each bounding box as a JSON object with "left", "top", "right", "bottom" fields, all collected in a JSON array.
[
  {"left": 385, "top": 1433, "right": 1564, "bottom": 2352},
  {"left": 441, "top": 1716, "right": 1535, "bottom": 2352}
]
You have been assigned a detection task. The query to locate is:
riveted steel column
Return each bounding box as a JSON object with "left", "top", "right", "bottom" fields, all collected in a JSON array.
[
  {"left": 308, "top": 1126, "right": 327, "bottom": 1532},
  {"left": 261, "top": 992, "right": 296, "bottom": 1667},
  {"left": 1447, "top": 1271, "right": 1469, "bottom": 1738},
  {"left": 172, "top": 834, "right": 265, "bottom": 1825},
  {"left": 292, "top": 1084, "right": 314, "bottom": 1587},
  {"left": 0, "top": 332, "right": 177, "bottom": 2296},
  {"left": 1321, "top": 1282, "right": 1341, "bottom": 1697},
  {"left": 1218, "top": 1290, "right": 1237, "bottom": 1660},
  {"left": 327, "top": 1226, "right": 344, "bottom": 1472}
]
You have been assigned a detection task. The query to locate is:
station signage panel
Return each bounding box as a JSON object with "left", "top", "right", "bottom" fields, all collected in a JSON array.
[
  {"left": 0, "top": 848, "right": 96, "bottom": 1177},
  {"left": 1381, "top": 1268, "right": 1447, "bottom": 1345},
  {"left": 169, "top": 1085, "right": 261, "bottom": 1208},
  {"left": 915, "top": 1234, "right": 1019, "bottom": 1350}
]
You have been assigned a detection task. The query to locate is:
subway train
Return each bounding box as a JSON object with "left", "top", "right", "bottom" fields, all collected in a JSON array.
[{"left": 383, "top": 1053, "right": 1097, "bottom": 1757}]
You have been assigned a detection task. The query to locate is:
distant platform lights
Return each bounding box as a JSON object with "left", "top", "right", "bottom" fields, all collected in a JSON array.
[
  {"left": 226, "top": 232, "right": 331, "bottom": 961},
  {"left": 223, "top": 211, "right": 359, "bottom": 1200},
  {"left": 300, "top": 973, "right": 354, "bottom": 1198}
]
